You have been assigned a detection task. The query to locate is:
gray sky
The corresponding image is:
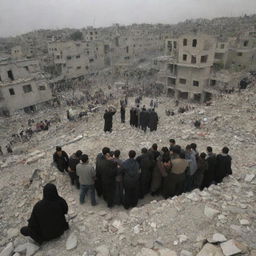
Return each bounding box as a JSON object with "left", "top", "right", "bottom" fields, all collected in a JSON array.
[{"left": 0, "top": 0, "right": 255, "bottom": 37}]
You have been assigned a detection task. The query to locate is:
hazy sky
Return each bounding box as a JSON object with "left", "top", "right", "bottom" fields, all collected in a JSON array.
[{"left": 0, "top": 0, "right": 255, "bottom": 37}]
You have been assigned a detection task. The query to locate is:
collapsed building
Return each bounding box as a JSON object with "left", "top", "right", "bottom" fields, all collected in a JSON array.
[{"left": 0, "top": 57, "right": 52, "bottom": 116}]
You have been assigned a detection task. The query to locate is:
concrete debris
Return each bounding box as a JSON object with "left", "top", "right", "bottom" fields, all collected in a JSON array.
[
  {"left": 220, "top": 240, "right": 242, "bottom": 256},
  {"left": 0, "top": 242, "right": 14, "bottom": 256},
  {"left": 197, "top": 243, "right": 224, "bottom": 256},
  {"left": 65, "top": 233, "right": 78, "bottom": 250},
  {"left": 204, "top": 206, "right": 220, "bottom": 218}
]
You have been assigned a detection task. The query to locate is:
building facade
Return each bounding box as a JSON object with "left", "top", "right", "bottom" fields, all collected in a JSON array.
[{"left": 0, "top": 58, "right": 52, "bottom": 115}]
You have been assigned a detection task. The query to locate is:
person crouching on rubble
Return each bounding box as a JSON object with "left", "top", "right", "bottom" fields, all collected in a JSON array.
[{"left": 20, "top": 183, "right": 69, "bottom": 245}]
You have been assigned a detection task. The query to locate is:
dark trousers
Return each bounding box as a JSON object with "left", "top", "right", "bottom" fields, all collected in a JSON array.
[
  {"left": 124, "top": 182, "right": 139, "bottom": 209},
  {"left": 184, "top": 173, "right": 194, "bottom": 192},
  {"left": 69, "top": 171, "right": 80, "bottom": 189},
  {"left": 80, "top": 184, "right": 96, "bottom": 205},
  {"left": 163, "top": 173, "right": 185, "bottom": 199},
  {"left": 102, "top": 182, "right": 116, "bottom": 208},
  {"left": 20, "top": 227, "right": 43, "bottom": 245}
]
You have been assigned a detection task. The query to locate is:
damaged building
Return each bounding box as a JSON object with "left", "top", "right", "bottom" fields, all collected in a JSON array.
[
  {"left": 0, "top": 57, "right": 52, "bottom": 116},
  {"left": 160, "top": 31, "right": 256, "bottom": 102}
]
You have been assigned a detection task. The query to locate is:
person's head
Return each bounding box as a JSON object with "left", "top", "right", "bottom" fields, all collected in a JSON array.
[
  {"left": 105, "top": 153, "right": 113, "bottom": 160},
  {"left": 162, "top": 154, "right": 171, "bottom": 167},
  {"left": 191, "top": 143, "right": 197, "bottom": 150},
  {"left": 81, "top": 154, "right": 89, "bottom": 163},
  {"left": 200, "top": 152, "right": 207, "bottom": 159},
  {"left": 152, "top": 143, "right": 158, "bottom": 151},
  {"left": 128, "top": 150, "right": 136, "bottom": 159},
  {"left": 141, "top": 148, "right": 148, "bottom": 154},
  {"left": 173, "top": 145, "right": 181, "bottom": 155},
  {"left": 75, "top": 150, "right": 83, "bottom": 158},
  {"left": 222, "top": 147, "right": 229, "bottom": 154},
  {"left": 43, "top": 183, "right": 59, "bottom": 201},
  {"left": 114, "top": 150, "right": 120, "bottom": 158},
  {"left": 186, "top": 145, "right": 191, "bottom": 152},
  {"left": 169, "top": 139, "right": 175, "bottom": 146},
  {"left": 180, "top": 150, "right": 186, "bottom": 159},
  {"left": 102, "top": 147, "right": 110, "bottom": 156},
  {"left": 161, "top": 147, "right": 169, "bottom": 153},
  {"left": 109, "top": 151, "right": 114, "bottom": 157},
  {"left": 206, "top": 146, "right": 213, "bottom": 153},
  {"left": 56, "top": 146, "right": 62, "bottom": 156}
]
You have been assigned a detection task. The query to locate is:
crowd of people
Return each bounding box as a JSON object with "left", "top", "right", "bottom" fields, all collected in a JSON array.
[{"left": 52, "top": 140, "right": 232, "bottom": 210}]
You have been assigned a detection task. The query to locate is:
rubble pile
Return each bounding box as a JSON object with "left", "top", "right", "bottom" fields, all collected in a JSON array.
[{"left": 0, "top": 84, "right": 255, "bottom": 256}]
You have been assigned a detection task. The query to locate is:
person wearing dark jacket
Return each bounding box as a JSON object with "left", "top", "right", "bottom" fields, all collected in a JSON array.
[
  {"left": 149, "top": 109, "right": 158, "bottom": 131},
  {"left": 123, "top": 150, "right": 140, "bottom": 209},
  {"left": 95, "top": 147, "right": 110, "bottom": 197},
  {"left": 201, "top": 146, "right": 216, "bottom": 189},
  {"left": 69, "top": 150, "right": 82, "bottom": 189},
  {"left": 215, "top": 147, "right": 232, "bottom": 184},
  {"left": 101, "top": 152, "right": 118, "bottom": 208},
  {"left": 140, "top": 107, "right": 148, "bottom": 132},
  {"left": 136, "top": 148, "right": 154, "bottom": 198},
  {"left": 120, "top": 105, "right": 126, "bottom": 123},
  {"left": 104, "top": 107, "right": 116, "bottom": 132},
  {"left": 20, "top": 183, "right": 69, "bottom": 245},
  {"left": 194, "top": 152, "right": 208, "bottom": 189},
  {"left": 53, "top": 146, "right": 69, "bottom": 173}
]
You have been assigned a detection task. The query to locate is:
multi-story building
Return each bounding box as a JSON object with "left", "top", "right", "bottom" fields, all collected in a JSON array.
[
  {"left": 164, "top": 34, "right": 216, "bottom": 102},
  {"left": 160, "top": 31, "right": 256, "bottom": 102},
  {"left": 48, "top": 40, "right": 107, "bottom": 80},
  {"left": 0, "top": 57, "right": 52, "bottom": 115}
]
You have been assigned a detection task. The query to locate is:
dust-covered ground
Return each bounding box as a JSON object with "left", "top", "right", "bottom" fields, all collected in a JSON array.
[{"left": 0, "top": 85, "right": 256, "bottom": 256}]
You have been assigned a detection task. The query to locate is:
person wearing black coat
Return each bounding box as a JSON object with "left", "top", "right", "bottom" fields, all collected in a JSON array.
[
  {"left": 140, "top": 107, "right": 148, "bottom": 132},
  {"left": 20, "top": 183, "right": 69, "bottom": 245},
  {"left": 215, "top": 147, "right": 232, "bottom": 184},
  {"left": 122, "top": 150, "right": 140, "bottom": 209},
  {"left": 120, "top": 105, "right": 126, "bottom": 123},
  {"left": 69, "top": 150, "right": 82, "bottom": 189},
  {"left": 201, "top": 146, "right": 216, "bottom": 189},
  {"left": 95, "top": 147, "right": 110, "bottom": 197},
  {"left": 149, "top": 109, "right": 159, "bottom": 131},
  {"left": 136, "top": 148, "right": 154, "bottom": 198},
  {"left": 53, "top": 146, "right": 69, "bottom": 173},
  {"left": 101, "top": 153, "right": 118, "bottom": 208},
  {"left": 104, "top": 107, "right": 116, "bottom": 132}
]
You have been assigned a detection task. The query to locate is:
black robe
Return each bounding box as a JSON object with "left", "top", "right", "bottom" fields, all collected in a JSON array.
[
  {"left": 215, "top": 154, "right": 232, "bottom": 183},
  {"left": 53, "top": 151, "right": 69, "bottom": 172},
  {"left": 104, "top": 111, "right": 116, "bottom": 132},
  {"left": 101, "top": 159, "right": 118, "bottom": 207},
  {"left": 95, "top": 153, "right": 104, "bottom": 197},
  {"left": 136, "top": 153, "right": 154, "bottom": 197},
  {"left": 140, "top": 110, "right": 148, "bottom": 132},
  {"left": 22, "top": 184, "right": 68, "bottom": 243},
  {"left": 201, "top": 153, "right": 216, "bottom": 189},
  {"left": 149, "top": 111, "right": 158, "bottom": 131},
  {"left": 120, "top": 106, "right": 125, "bottom": 123}
]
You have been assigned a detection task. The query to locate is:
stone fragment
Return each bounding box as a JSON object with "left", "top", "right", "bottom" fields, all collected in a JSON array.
[
  {"left": 98, "top": 211, "right": 107, "bottom": 216},
  {"left": 244, "top": 174, "right": 255, "bottom": 182},
  {"left": 95, "top": 245, "right": 110, "bottom": 256},
  {"left": 208, "top": 233, "right": 227, "bottom": 243},
  {"left": 136, "top": 248, "right": 158, "bottom": 256},
  {"left": 197, "top": 243, "right": 224, "bottom": 256},
  {"left": 66, "top": 233, "right": 78, "bottom": 250},
  {"left": 14, "top": 242, "right": 39, "bottom": 256},
  {"left": 180, "top": 250, "right": 193, "bottom": 256},
  {"left": 0, "top": 242, "right": 14, "bottom": 256},
  {"left": 204, "top": 206, "right": 220, "bottom": 218},
  {"left": 239, "top": 219, "right": 249, "bottom": 225},
  {"left": 158, "top": 248, "right": 177, "bottom": 256},
  {"left": 220, "top": 240, "right": 241, "bottom": 256},
  {"left": 7, "top": 228, "right": 19, "bottom": 239},
  {"left": 178, "top": 234, "right": 188, "bottom": 243}
]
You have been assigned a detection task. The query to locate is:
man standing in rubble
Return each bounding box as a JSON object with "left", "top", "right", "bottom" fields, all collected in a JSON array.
[
  {"left": 103, "top": 106, "right": 116, "bottom": 133},
  {"left": 120, "top": 103, "right": 126, "bottom": 123}
]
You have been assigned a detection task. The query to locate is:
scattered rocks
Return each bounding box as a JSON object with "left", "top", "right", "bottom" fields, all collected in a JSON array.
[
  {"left": 14, "top": 242, "right": 39, "bottom": 256},
  {"left": 0, "top": 242, "right": 14, "bottom": 256},
  {"left": 95, "top": 245, "right": 110, "bottom": 256},
  {"left": 197, "top": 243, "right": 224, "bottom": 256}
]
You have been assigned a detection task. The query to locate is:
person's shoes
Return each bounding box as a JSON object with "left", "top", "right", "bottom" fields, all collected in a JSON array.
[{"left": 91, "top": 202, "right": 97, "bottom": 206}]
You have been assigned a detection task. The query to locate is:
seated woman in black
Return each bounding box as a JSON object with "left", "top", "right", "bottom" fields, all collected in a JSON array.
[{"left": 20, "top": 183, "right": 69, "bottom": 244}]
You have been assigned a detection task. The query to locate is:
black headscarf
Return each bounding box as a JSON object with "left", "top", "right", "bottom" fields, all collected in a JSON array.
[{"left": 43, "top": 183, "right": 60, "bottom": 201}]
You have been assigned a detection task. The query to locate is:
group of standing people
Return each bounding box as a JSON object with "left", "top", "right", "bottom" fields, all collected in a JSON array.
[
  {"left": 52, "top": 140, "right": 232, "bottom": 210},
  {"left": 129, "top": 106, "right": 159, "bottom": 132}
]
